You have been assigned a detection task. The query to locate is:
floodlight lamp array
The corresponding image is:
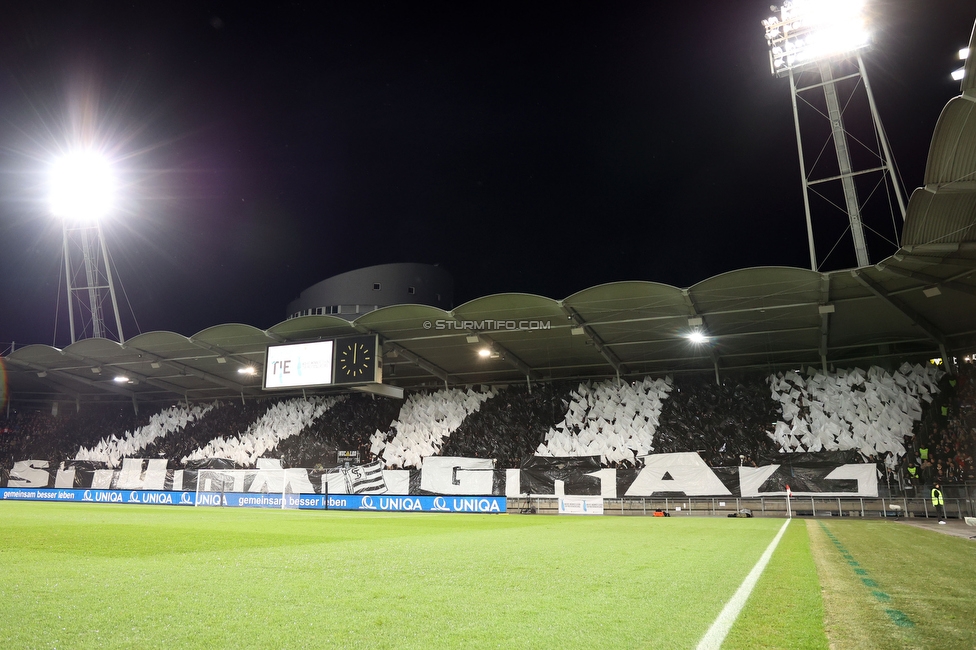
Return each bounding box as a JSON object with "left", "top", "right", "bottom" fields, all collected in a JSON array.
[
  {"left": 761, "top": 0, "right": 869, "bottom": 77},
  {"left": 49, "top": 150, "right": 116, "bottom": 222},
  {"left": 952, "top": 47, "right": 969, "bottom": 82}
]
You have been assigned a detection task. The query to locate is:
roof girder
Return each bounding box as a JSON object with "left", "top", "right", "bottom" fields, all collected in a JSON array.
[
  {"left": 559, "top": 304, "right": 626, "bottom": 376},
  {"left": 351, "top": 323, "right": 459, "bottom": 386},
  {"left": 850, "top": 270, "right": 949, "bottom": 350}
]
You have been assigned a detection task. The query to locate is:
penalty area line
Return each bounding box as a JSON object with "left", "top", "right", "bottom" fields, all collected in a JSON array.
[{"left": 696, "top": 518, "right": 790, "bottom": 650}]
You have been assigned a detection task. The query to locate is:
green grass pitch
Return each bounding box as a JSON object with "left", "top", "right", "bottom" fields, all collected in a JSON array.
[{"left": 1, "top": 502, "right": 973, "bottom": 649}]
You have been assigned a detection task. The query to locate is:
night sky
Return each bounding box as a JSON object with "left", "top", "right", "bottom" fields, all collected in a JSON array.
[{"left": 0, "top": 1, "right": 972, "bottom": 348}]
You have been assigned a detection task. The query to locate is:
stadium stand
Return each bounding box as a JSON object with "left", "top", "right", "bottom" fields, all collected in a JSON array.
[
  {"left": 533, "top": 377, "right": 671, "bottom": 467},
  {"left": 439, "top": 382, "right": 579, "bottom": 469},
  {"left": 4, "top": 364, "right": 974, "bottom": 492},
  {"left": 1, "top": 403, "right": 149, "bottom": 468},
  {"left": 653, "top": 373, "right": 781, "bottom": 467},
  {"left": 275, "top": 393, "right": 403, "bottom": 469},
  {"left": 765, "top": 363, "right": 943, "bottom": 469},
  {"left": 74, "top": 402, "right": 216, "bottom": 467},
  {"left": 912, "top": 361, "right": 976, "bottom": 484},
  {"left": 140, "top": 400, "right": 270, "bottom": 468},
  {"left": 367, "top": 386, "right": 496, "bottom": 469},
  {"left": 181, "top": 396, "right": 345, "bottom": 467}
]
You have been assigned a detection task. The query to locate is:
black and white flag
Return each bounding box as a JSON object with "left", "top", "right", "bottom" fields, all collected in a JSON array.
[{"left": 342, "top": 460, "right": 387, "bottom": 494}]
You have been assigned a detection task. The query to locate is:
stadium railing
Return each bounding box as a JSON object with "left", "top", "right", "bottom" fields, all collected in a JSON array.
[{"left": 507, "top": 496, "right": 976, "bottom": 519}]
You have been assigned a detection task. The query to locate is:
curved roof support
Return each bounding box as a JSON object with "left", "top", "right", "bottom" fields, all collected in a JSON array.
[
  {"left": 819, "top": 273, "right": 832, "bottom": 372},
  {"left": 682, "top": 289, "right": 721, "bottom": 384},
  {"left": 473, "top": 333, "right": 539, "bottom": 382},
  {"left": 559, "top": 303, "right": 627, "bottom": 378},
  {"left": 850, "top": 270, "right": 955, "bottom": 373},
  {"left": 386, "top": 341, "right": 457, "bottom": 386},
  {"left": 5, "top": 356, "right": 138, "bottom": 400},
  {"left": 877, "top": 263, "right": 976, "bottom": 299},
  {"left": 892, "top": 253, "right": 976, "bottom": 269},
  {"left": 116, "top": 346, "right": 251, "bottom": 394},
  {"left": 187, "top": 338, "right": 261, "bottom": 369},
  {"left": 352, "top": 323, "right": 457, "bottom": 386},
  {"left": 62, "top": 349, "right": 213, "bottom": 397}
]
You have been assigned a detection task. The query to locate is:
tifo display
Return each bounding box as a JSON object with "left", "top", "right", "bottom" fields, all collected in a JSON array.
[{"left": 2, "top": 362, "right": 959, "bottom": 512}]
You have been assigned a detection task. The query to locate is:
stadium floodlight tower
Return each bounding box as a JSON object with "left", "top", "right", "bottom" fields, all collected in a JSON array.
[
  {"left": 762, "top": 0, "right": 907, "bottom": 270},
  {"left": 50, "top": 150, "right": 125, "bottom": 344}
]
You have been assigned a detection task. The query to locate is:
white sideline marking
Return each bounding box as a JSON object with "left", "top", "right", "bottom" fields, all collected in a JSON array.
[{"left": 696, "top": 519, "right": 790, "bottom": 650}]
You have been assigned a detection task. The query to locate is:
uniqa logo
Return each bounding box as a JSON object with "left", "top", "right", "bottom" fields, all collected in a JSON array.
[
  {"left": 452, "top": 498, "right": 501, "bottom": 512},
  {"left": 141, "top": 492, "right": 173, "bottom": 504},
  {"left": 82, "top": 490, "right": 93, "bottom": 501},
  {"left": 360, "top": 495, "right": 377, "bottom": 510},
  {"left": 377, "top": 497, "right": 423, "bottom": 511},
  {"left": 431, "top": 496, "right": 450, "bottom": 511}
]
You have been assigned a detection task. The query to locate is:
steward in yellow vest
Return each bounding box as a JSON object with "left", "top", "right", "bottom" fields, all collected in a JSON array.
[{"left": 931, "top": 483, "right": 946, "bottom": 524}]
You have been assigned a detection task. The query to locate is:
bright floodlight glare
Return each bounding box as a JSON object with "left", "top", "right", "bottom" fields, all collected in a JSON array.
[
  {"left": 113, "top": 375, "right": 128, "bottom": 383},
  {"left": 238, "top": 366, "right": 256, "bottom": 375},
  {"left": 762, "top": 0, "right": 870, "bottom": 77},
  {"left": 952, "top": 68, "right": 966, "bottom": 81},
  {"left": 961, "top": 47, "right": 971, "bottom": 60},
  {"left": 478, "top": 348, "right": 491, "bottom": 358},
  {"left": 50, "top": 151, "right": 115, "bottom": 221},
  {"left": 687, "top": 331, "right": 708, "bottom": 345}
]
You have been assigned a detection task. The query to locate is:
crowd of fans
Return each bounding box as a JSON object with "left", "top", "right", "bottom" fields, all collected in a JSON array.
[
  {"left": 2, "top": 361, "right": 975, "bottom": 486},
  {"left": 369, "top": 386, "right": 497, "bottom": 468},
  {"left": 655, "top": 374, "right": 781, "bottom": 468},
  {"left": 907, "top": 360, "right": 976, "bottom": 485},
  {"left": 75, "top": 403, "right": 216, "bottom": 467},
  {"left": 142, "top": 400, "right": 275, "bottom": 467},
  {"left": 766, "top": 363, "right": 941, "bottom": 471},
  {"left": 441, "top": 382, "right": 580, "bottom": 468},
  {"left": 180, "top": 396, "right": 344, "bottom": 466},
  {"left": 0, "top": 404, "right": 148, "bottom": 468},
  {"left": 276, "top": 393, "right": 402, "bottom": 469},
  {"left": 533, "top": 377, "right": 672, "bottom": 467}
]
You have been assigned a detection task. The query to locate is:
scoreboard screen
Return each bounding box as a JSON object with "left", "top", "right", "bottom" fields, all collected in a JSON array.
[
  {"left": 263, "top": 340, "right": 334, "bottom": 389},
  {"left": 262, "top": 335, "right": 379, "bottom": 389}
]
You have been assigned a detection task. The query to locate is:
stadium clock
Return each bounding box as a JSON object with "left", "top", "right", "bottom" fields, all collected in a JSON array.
[{"left": 333, "top": 336, "right": 377, "bottom": 383}]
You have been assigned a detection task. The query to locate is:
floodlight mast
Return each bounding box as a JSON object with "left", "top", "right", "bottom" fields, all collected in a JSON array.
[
  {"left": 52, "top": 152, "right": 125, "bottom": 345},
  {"left": 762, "top": 0, "right": 907, "bottom": 271}
]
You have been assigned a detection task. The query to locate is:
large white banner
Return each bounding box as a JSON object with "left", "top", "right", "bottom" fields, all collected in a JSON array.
[
  {"left": 626, "top": 452, "right": 732, "bottom": 497},
  {"left": 738, "top": 464, "right": 878, "bottom": 497},
  {"left": 420, "top": 456, "right": 494, "bottom": 495}
]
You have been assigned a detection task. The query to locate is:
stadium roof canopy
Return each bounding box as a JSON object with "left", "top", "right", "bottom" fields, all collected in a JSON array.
[
  {"left": 4, "top": 29, "right": 976, "bottom": 406},
  {"left": 4, "top": 251, "right": 976, "bottom": 407}
]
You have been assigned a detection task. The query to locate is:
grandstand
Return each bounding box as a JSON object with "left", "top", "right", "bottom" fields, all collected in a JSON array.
[{"left": 1, "top": 362, "right": 972, "bottom": 498}]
